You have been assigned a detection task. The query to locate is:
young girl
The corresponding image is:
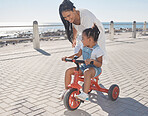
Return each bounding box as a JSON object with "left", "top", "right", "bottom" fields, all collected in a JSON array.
[{"left": 60, "top": 24, "right": 104, "bottom": 101}]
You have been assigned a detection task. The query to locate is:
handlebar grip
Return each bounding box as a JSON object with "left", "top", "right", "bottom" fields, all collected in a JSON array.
[
  {"left": 76, "top": 60, "right": 85, "bottom": 63},
  {"left": 64, "top": 58, "right": 85, "bottom": 64},
  {"left": 65, "top": 58, "right": 73, "bottom": 62}
]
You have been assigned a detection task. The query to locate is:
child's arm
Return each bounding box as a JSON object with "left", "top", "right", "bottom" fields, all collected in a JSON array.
[
  {"left": 72, "top": 26, "right": 77, "bottom": 48},
  {"left": 62, "top": 49, "right": 82, "bottom": 61},
  {"left": 85, "top": 56, "right": 102, "bottom": 67}
]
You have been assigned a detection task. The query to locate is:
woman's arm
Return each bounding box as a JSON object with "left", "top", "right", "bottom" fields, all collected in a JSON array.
[
  {"left": 85, "top": 56, "right": 102, "bottom": 67},
  {"left": 62, "top": 49, "right": 82, "bottom": 61},
  {"left": 72, "top": 26, "right": 77, "bottom": 47},
  {"left": 67, "top": 49, "right": 82, "bottom": 59}
]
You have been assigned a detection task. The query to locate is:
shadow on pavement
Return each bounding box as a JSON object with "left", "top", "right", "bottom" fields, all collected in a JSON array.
[
  {"left": 64, "top": 109, "right": 91, "bottom": 116},
  {"left": 35, "top": 49, "right": 51, "bottom": 56},
  {"left": 88, "top": 84, "right": 148, "bottom": 116}
]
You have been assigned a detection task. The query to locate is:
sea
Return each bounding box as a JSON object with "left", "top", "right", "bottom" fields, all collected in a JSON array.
[{"left": 0, "top": 22, "right": 146, "bottom": 37}]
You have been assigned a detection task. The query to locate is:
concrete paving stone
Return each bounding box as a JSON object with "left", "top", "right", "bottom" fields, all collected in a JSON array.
[
  {"left": 119, "top": 109, "right": 142, "bottom": 116},
  {"left": 18, "top": 106, "right": 32, "bottom": 114},
  {"left": 10, "top": 100, "right": 27, "bottom": 106},
  {"left": 2, "top": 98, "right": 14, "bottom": 104},
  {"left": 0, "top": 111, "right": 13, "bottom": 116},
  {"left": 22, "top": 102, "right": 35, "bottom": 109},
  {"left": 27, "top": 98, "right": 37, "bottom": 103},
  {"left": 44, "top": 106, "right": 59, "bottom": 114},
  {"left": 7, "top": 94, "right": 18, "bottom": 99},
  {"left": 12, "top": 112, "right": 27, "bottom": 116},
  {"left": 134, "top": 96, "right": 144, "bottom": 102},
  {"left": 48, "top": 97, "right": 60, "bottom": 103},
  {"left": 138, "top": 100, "right": 147, "bottom": 106},
  {"left": 142, "top": 98, "right": 148, "bottom": 102},
  {"left": 0, "top": 107, "right": 5, "bottom": 114},
  {"left": 41, "top": 111, "right": 55, "bottom": 116},
  {"left": 109, "top": 106, "right": 126, "bottom": 115},
  {"left": 81, "top": 103, "right": 97, "bottom": 110},
  {"left": 5, "top": 104, "right": 22, "bottom": 112},
  {"left": 26, "top": 108, "right": 46, "bottom": 116},
  {"left": 7, "top": 109, "right": 19, "bottom": 115},
  {"left": 86, "top": 107, "right": 100, "bottom": 114},
  {"left": 63, "top": 109, "right": 91, "bottom": 116},
  {"left": 96, "top": 110, "right": 109, "bottom": 116},
  {"left": 36, "top": 96, "right": 50, "bottom": 102},
  {"left": 55, "top": 104, "right": 65, "bottom": 111},
  {"left": 127, "top": 92, "right": 140, "bottom": 98},
  {"left": 11, "top": 91, "right": 20, "bottom": 96},
  {"left": 0, "top": 102, "right": 9, "bottom": 109},
  {"left": 120, "top": 103, "right": 139, "bottom": 111},
  {"left": 33, "top": 99, "right": 49, "bottom": 106},
  {"left": 142, "top": 111, "right": 148, "bottom": 116},
  {"left": 145, "top": 103, "right": 148, "bottom": 107},
  {"left": 54, "top": 108, "right": 67, "bottom": 116},
  {"left": 46, "top": 101, "right": 60, "bottom": 108}
]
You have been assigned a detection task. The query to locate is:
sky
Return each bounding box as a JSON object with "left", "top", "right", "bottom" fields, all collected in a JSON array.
[{"left": 0, "top": 0, "right": 147, "bottom": 23}]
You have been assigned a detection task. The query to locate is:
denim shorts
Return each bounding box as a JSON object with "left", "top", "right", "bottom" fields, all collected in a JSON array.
[{"left": 80, "top": 64, "right": 102, "bottom": 77}]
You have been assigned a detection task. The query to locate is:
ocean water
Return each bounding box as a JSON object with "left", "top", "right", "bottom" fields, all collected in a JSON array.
[{"left": 0, "top": 22, "right": 146, "bottom": 36}]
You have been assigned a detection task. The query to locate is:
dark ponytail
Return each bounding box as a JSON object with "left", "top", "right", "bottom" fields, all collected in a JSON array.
[
  {"left": 59, "top": 0, "right": 76, "bottom": 43},
  {"left": 83, "top": 24, "right": 100, "bottom": 42}
]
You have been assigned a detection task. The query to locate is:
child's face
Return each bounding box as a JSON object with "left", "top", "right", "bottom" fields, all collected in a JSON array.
[{"left": 82, "top": 32, "right": 90, "bottom": 46}]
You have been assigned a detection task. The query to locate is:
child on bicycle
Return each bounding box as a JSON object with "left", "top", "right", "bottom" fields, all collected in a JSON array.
[{"left": 60, "top": 24, "right": 104, "bottom": 101}]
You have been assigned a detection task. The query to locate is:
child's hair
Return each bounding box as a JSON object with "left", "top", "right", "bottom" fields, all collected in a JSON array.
[
  {"left": 83, "top": 24, "right": 100, "bottom": 42},
  {"left": 59, "top": 0, "right": 76, "bottom": 43}
]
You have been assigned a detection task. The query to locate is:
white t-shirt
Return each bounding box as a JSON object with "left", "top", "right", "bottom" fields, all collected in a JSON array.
[
  {"left": 73, "top": 9, "right": 107, "bottom": 64},
  {"left": 91, "top": 46, "right": 104, "bottom": 60}
]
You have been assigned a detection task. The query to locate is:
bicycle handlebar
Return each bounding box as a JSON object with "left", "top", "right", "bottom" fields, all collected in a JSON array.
[{"left": 65, "top": 58, "right": 85, "bottom": 64}]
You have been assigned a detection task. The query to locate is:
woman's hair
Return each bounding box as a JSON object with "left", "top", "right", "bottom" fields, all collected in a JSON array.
[
  {"left": 83, "top": 24, "right": 100, "bottom": 42},
  {"left": 59, "top": 0, "right": 76, "bottom": 43}
]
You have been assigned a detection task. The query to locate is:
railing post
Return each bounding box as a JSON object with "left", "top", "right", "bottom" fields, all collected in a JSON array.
[
  {"left": 109, "top": 21, "right": 114, "bottom": 40},
  {"left": 33, "top": 21, "right": 40, "bottom": 49},
  {"left": 132, "top": 21, "right": 136, "bottom": 38},
  {"left": 143, "top": 21, "right": 147, "bottom": 35}
]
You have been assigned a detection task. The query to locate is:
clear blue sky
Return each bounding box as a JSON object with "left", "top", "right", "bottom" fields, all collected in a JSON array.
[{"left": 0, "top": 0, "right": 147, "bottom": 23}]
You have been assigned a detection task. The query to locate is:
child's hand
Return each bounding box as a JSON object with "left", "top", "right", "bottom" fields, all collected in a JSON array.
[
  {"left": 62, "top": 57, "right": 67, "bottom": 62},
  {"left": 85, "top": 59, "right": 93, "bottom": 65}
]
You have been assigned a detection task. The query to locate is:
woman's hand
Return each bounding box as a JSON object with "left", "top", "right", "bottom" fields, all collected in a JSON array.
[
  {"left": 72, "top": 39, "right": 76, "bottom": 48},
  {"left": 62, "top": 56, "right": 67, "bottom": 62},
  {"left": 85, "top": 59, "right": 93, "bottom": 65}
]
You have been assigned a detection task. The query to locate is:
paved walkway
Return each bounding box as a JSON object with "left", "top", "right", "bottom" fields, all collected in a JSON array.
[{"left": 0, "top": 33, "right": 148, "bottom": 116}]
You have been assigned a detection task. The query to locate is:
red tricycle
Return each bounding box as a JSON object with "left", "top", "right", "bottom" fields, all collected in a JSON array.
[{"left": 63, "top": 58, "right": 120, "bottom": 111}]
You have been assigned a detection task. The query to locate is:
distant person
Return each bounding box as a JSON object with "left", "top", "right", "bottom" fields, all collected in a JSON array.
[
  {"left": 60, "top": 24, "right": 104, "bottom": 101},
  {"left": 59, "top": 0, "right": 107, "bottom": 63}
]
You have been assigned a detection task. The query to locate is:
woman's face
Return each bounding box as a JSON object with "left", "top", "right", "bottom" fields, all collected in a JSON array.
[
  {"left": 82, "top": 33, "right": 90, "bottom": 47},
  {"left": 62, "top": 10, "right": 75, "bottom": 23}
]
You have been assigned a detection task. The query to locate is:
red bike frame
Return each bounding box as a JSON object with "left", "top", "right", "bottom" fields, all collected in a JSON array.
[{"left": 68, "top": 69, "right": 109, "bottom": 94}]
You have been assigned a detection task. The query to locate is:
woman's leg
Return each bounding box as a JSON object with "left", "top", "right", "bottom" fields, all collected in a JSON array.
[
  {"left": 65, "top": 67, "right": 83, "bottom": 89},
  {"left": 83, "top": 67, "right": 96, "bottom": 93}
]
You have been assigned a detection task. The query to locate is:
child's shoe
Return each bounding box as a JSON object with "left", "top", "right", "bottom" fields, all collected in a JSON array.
[{"left": 75, "top": 92, "right": 89, "bottom": 101}]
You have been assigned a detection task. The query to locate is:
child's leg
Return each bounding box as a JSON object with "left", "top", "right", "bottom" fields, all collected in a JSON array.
[
  {"left": 83, "top": 67, "right": 96, "bottom": 93},
  {"left": 65, "top": 67, "right": 83, "bottom": 90}
]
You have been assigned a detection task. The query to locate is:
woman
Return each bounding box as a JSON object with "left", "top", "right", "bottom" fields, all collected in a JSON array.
[{"left": 59, "top": 0, "right": 107, "bottom": 63}]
